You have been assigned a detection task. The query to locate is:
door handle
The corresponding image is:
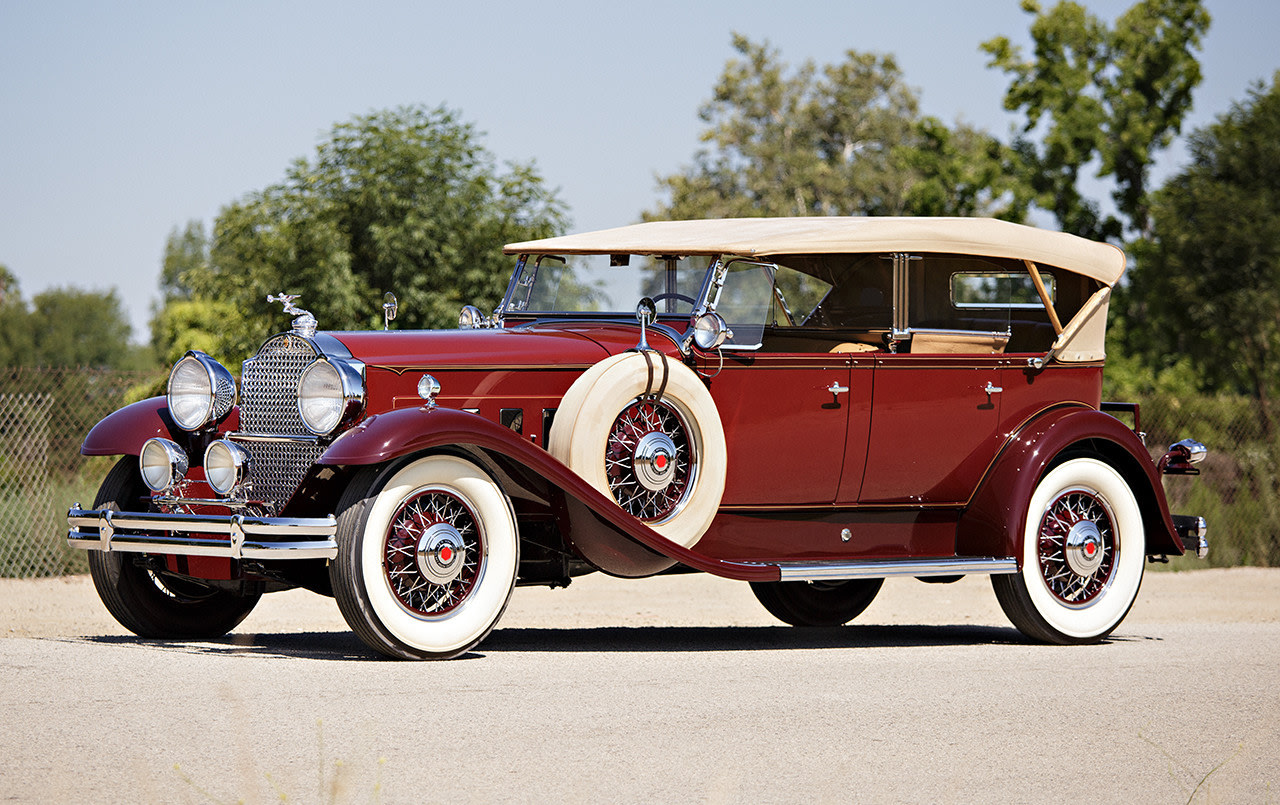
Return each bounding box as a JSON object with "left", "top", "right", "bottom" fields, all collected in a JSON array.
[
  {"left": 828, "top": 382, "right": 849, "bottom": 395},
  {"left": 984, "top": 382, "right": 1003, "bottom": 395}
]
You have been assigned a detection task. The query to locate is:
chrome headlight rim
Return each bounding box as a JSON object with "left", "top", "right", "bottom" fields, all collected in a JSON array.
[
  {"left": 139, "top": 437, "right": 188, "bottom": 493},
  {"left": 167, "top": 351, "right": 236, "bottom": 432},
  {"left": 204, "top": 439, "right": 252, "bottom": 497},
  {"left": 297, "top": 357, "right": 365, "bottom": 436}
]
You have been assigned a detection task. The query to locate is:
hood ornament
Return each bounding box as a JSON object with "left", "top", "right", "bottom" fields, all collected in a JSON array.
[{"left": 267, "top": 293, "right": 318, "bottom": 338}]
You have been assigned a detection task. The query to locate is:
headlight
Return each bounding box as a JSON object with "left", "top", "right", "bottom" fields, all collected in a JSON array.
[
  {"left": 167, "top": 351, "right": 236, "bottom": 431},
  {"left": 298, "top": 358, "right": 364, "bottom": 435},
  {"left": 204, "top": 440, "right": 251, "bottom": 497},
  {"left": 139, "top": 438, "right": 188, "bottom": 492}
]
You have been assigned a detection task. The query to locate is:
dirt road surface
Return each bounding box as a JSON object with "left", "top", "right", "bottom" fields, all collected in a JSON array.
[{"left": 2, "top": 568, "right": 1277, "bottom": 803}]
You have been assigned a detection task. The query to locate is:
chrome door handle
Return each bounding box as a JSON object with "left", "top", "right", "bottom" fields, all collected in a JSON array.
[
  {"left": 984, "top": 382, "right": 1003, "bottom": 395},
  {"left": 828, "top": 382, "right": 849, "bottom": 395}
]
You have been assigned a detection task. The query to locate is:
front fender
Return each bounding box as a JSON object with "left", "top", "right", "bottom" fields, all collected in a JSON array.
[
  {"left": 957, "top": 405, "right": 1181, "bottom": 562},
  {"left": 82, "top": 397, "right": 241, "bottom": 457},
  {"left": 82, "top": 397, "right": 175, "bottom": 456},
  {"left": 319, "top": 406, "right": 776, "bottom": 582}
]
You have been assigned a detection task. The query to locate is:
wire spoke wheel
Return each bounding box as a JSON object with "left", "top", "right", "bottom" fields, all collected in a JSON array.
[
  {"left": 331, "top": 454, "right": 519, "bottom": 660},
  {"left": 992, "top": 457, "right": 1145, "bottom": 644},
  {"left": 1036, "top": 489, "right": 1116, "bottom": 606},
  {"left": 383, "top": 488, "right": 485, "bottom": 617},
  {"left": 604, "top": 398, "right": 695, "bottom": 523}
]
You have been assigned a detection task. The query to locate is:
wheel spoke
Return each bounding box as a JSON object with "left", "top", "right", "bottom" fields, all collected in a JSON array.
[{"left": 382, "top": 488, "right": 483, "bottom": 617}]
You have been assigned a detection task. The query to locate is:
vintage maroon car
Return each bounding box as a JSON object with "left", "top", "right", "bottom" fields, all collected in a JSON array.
[{"left": 68, "top": 217, "right": 1208, "bottom": 658}]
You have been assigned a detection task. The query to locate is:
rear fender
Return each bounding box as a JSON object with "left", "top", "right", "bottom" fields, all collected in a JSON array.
[
  {"left": 319, "top": 406, "right": 776, "bottom": 582},
  {"left": 957, "top": 405, "right": 1181, "bottom": 562}
]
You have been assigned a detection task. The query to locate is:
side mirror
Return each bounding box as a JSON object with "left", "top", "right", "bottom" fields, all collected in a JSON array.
[
  {"left": 634, "top": 297, "right": 657, "bottom": 351},
  {"left": 383, "top": 292, "right": 398, "bottom": 330}
]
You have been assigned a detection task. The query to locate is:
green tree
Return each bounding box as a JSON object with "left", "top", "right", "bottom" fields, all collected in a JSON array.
[
  {"left": 650, "top": 34, "right": 1027, "bottom": 221},
  {"left": 29, "top": 287, "right": 134, "bottom": 368},
  {"left": 982, "top": 0, "right": 1210, "bottom": 239},
  {"left": 1124, "top": 74, "right": 1280, "bottom": 418},
  {"left": 0, "top": 265, "right": 34, "bottom": 366},
  {"left": 168, "top": 105, "right": 567, "bottom": 361}
]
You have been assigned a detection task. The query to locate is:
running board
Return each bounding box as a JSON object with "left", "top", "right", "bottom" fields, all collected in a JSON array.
[{"left": 770, "top": 556, "right": 1018, "bottom": 582}]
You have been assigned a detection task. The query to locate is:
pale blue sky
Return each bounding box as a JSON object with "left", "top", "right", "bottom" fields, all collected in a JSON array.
[{"left": 2, "top": 0, "right": 1276, "bottom": 341}]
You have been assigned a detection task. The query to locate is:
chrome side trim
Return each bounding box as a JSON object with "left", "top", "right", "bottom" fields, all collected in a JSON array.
[
  {"left": 771, "top": 556, "right": 1018, "bottom": 582},
  {"left": 67, "top": 506, "right": 337, "bottom": 560}
]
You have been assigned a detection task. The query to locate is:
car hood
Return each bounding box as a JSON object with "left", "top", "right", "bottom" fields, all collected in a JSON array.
[{"left": 327, "top": 323, "right": 674, "bottom": 369}]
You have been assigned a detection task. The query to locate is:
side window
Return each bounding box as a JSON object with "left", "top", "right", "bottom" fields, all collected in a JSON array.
[{"left": 715, "top": 259, "right": 777, "bottom": 349}]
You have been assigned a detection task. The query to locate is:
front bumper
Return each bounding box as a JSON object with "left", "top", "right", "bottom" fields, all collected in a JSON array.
[{"left": 67, "top": 505, "right": 338, "bottom": 561}]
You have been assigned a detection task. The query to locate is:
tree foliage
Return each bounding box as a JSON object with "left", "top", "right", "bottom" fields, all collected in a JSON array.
[
  {"left": 1, "top": 266, "right": 141, "bottom": 369},
  {"left": 983, "top": 0, "right": 1210, "bottom": 239},
  {"left": 1123, "top": 74, "right": 1280, "bottom": 411},
  {"left": 649, "top": 35, "right": 1028, "bottom": 221},
  {"left": 160, "top": 105, "right": 568, "bottom": 362}
]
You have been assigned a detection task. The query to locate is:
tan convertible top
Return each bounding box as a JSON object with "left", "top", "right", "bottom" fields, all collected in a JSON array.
[{"left": 504, "top": 217, "right": 1127, "bottom": 287}]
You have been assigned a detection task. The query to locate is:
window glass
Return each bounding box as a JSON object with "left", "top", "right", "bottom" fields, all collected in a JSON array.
[
  {"left": 952, "top": 273, "right": 1054, "bottom": 309},
  {"left": 506, "top": 254, "right": 709, "bottom": 314}
]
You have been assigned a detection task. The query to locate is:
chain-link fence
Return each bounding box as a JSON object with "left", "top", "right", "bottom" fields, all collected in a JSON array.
[
  {"left": 1, "top": 367, "right": 161, "bottom": 577},
  {"left": 0, "top": 366, "right": 1273, "bottom": 577}
]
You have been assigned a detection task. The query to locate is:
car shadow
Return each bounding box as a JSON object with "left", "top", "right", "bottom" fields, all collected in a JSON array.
[{"left": 69, "top": 622, "right": 1034, "bottom": 661}]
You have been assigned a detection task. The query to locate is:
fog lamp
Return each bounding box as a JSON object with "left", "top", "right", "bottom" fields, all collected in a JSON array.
[
  {"left": 139, "top": 438, "right": 188, "bottom": 492},
  {"left": 204, "top": 439, "right": 252, "bottom": 497}
]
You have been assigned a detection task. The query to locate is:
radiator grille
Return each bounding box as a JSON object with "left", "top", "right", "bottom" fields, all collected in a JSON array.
[
  {"left": 240, "top": 335, "right": 317, "bottom": 436},
  {"left": 240, "top": 439, "right": 327, "bottom": 511},
  {"left": 237, "top": 334, "right": 323, "bottom": 512}
]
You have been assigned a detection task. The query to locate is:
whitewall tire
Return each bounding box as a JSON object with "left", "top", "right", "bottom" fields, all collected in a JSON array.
[
  {"left": 331, "top": 454, "right": 519, "bottom": 659},
  {"left": 549, "top": 352, "right": 726, "bottom": 548},
  {"left": 992, "top": 457, "right": 1145, "bottom": 644}
]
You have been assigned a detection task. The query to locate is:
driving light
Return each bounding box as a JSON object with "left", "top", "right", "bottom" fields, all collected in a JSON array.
[
  {"left": 167, "top": 351, "right": 236, "bottom": 431},
  {"left": 691, "top": 312, "right": 732, "bottom": 351},
  {"left": 139, "top": 438, "right": 188, "bottom": 492},
  {"left": 204, "top": 439, "right": 251, "bottom": 497}
]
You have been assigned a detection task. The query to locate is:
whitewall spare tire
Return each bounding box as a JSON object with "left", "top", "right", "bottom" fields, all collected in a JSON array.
[{"left": 550, "top": 352, "right": 726, "bottom": 548}]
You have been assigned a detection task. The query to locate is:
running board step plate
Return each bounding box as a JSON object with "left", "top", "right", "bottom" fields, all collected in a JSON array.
[{"left": 770, "top": 556, "right": 1018, "bottom": 582}]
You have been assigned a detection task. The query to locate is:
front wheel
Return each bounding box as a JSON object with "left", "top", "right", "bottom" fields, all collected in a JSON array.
[
  {"left": 88, "top": 457, "right": 262, "bottom": 639},
  {"left": 750, "top": 578, "right": 884, "bottom": 627},
  {"left": 330, "top": 454, "right": 519, "bottom": 660},
  {"left": 992, "top": 457, "right": 1145, "bottom": 644}
]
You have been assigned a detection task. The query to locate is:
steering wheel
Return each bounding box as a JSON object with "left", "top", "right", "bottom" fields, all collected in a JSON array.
[{"left": 650, "top": 293, "right": 697, "bottom": 306}]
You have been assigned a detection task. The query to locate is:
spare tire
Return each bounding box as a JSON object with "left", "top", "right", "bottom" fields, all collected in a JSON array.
[{"left": 549, "top": 352, "right": 726, "bottom": 548}]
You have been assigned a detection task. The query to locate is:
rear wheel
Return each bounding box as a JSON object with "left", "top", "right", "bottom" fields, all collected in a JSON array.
[
  {"left": 992, "top": 457, "right": 1145, "bottom": 644},
  {"left": 330, "top": 454, "right": 519, "bottom": 660},
  {"left": 88, "top": 457, "right": 261, "bottom": 639},
  {"left": 750, "top": 578, "right": 884, "bottom": 627}
]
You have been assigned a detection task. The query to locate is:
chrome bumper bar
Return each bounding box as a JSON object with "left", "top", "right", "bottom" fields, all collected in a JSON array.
[{"left": 66, "top": 505, "right": 338, "bottom": 561}]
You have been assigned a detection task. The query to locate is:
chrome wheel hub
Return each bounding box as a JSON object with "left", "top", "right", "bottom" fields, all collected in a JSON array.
[
  {"left": 633, "top": 431, "right": 678, "bottom": 492},
  {"left": 415, "top": 522, "right": 467, "bottom": 585},
  {"left": 1064, "top": 520, "right": 1105, "bottom": 577}
]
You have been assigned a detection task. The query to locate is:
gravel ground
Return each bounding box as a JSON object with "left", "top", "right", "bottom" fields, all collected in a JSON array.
[{"left": 1, "top": 568, "right": 1277, "bottom": 804}]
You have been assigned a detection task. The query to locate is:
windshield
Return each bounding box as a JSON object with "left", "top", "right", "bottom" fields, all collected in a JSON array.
[{"left": 504, "top": 254, "right": 711, "bottom": 315}]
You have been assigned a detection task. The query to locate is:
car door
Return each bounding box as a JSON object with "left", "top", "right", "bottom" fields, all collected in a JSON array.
[
  {"left": 855, "top": 254, "right": 1014, "bottom": 505},
  {"left": 699, "top": 258, "right": 857, "bottom": 506}
]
